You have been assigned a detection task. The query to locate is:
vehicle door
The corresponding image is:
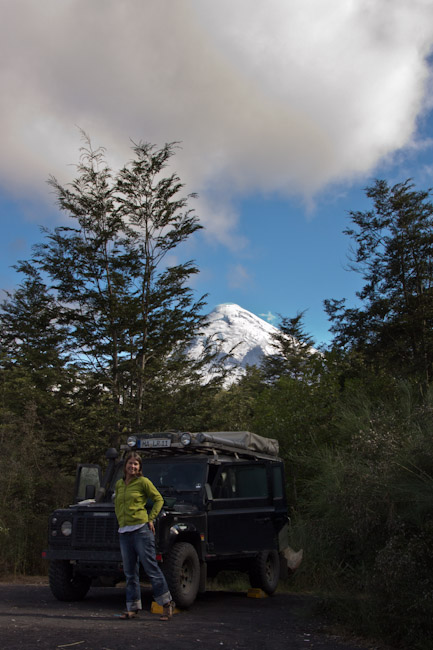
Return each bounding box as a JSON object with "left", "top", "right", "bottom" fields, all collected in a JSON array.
[{"left": 207, "top": 462, "right": 276, "bottom": 555}]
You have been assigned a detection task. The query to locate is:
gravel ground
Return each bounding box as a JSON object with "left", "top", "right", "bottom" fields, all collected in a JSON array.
[{"left": 0, "top": 580, "right": 393, "bottom": 650}]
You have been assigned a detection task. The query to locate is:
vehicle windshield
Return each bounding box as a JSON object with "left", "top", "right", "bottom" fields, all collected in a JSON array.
[{"left": 112, "top": 459, "right": 206, "bottom": 494}]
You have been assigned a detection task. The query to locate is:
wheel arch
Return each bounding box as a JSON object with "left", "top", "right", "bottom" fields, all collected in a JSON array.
[{"left": 167, "top": 523, "right": 203, "bottom": 560}]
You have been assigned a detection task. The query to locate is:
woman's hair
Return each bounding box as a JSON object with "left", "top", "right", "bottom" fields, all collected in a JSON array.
[{"left": 123, "top": 451, "right": 143, "bottom": 479}]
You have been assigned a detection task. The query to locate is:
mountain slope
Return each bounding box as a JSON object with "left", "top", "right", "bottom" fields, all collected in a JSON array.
[{"left": 188, "top": 303, "right": 280, "bottom": 385}]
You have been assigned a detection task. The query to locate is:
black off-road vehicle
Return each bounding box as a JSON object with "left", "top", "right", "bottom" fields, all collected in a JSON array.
[{"left": 43, "top": 431, "right": 291, "bottom": 608}]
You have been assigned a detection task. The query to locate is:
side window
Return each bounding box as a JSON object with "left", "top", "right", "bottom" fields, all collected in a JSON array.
[
  {"left": 272, "top": 464, "right": 284, "bottom": 498},
  {"left": 214, "top": 464, "right": 268, "bottom": 499},
  {"left": 74, "top": 464, "right": 101, "bottom": 502},
  {"left": 235, "top": 465, "right": 268, "bottom": 498},
  {"left": 213, "top": 468, "right": 236, "bottom": 499}
]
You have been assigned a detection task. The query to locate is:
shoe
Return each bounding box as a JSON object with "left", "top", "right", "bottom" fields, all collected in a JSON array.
[
  {"left": 160, "top": 601, "right": 175, "bottom": 621},
  {"left": 120, "top": 610, "right": 139, "bottom": 620}
]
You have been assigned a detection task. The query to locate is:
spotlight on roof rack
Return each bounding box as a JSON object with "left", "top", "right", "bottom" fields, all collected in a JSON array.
[
  {"left": 180, "top": 432, "right": 192, "bottom": 446},
  {"left": 126, "top": 435, "right": 137, "bottom": 448}
]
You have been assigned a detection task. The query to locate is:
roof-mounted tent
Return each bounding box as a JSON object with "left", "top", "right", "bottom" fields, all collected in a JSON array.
[{"left": 123, "top": 431, "right": 279, "bottom": 460}]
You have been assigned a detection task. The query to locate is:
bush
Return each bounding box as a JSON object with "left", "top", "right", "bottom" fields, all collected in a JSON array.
[{"left": 370, "top": 523, "right": 433, "bottom": 648}]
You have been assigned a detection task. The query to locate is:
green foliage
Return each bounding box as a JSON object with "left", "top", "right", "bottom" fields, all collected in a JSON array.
[
  {"left": 261, "top": 311, "right": 316, "bottom": 382},
  {"left": 207, "top": 367, "right": 266, "bottom": 431},
  {"left": 370, "top": 522, "right": 433, "bottom": 648},
  {"left": 0, "top": 393, "right": 74, "bottom": 575},
  {"left": 28, "top": 135, "right": 213, "bottom": 437},
  {"left": 1, "top": 265, "right": 70, "bottom": 387},
  {"left": 287, "top": 378, "right": 433, "bottom": 647},
  {"left": 309, "top": 178, "right": 433, "bottom": 645},
  {"left": 325, "top": 179, "right": 433, "bottom": 387}
]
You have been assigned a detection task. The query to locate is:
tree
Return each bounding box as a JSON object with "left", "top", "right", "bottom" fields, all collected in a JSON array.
[
  {"left": 261, "top": 311, "right": 316, "bottom": 382},
  {"left": 25, "top": 136, "right": 211, "bottom": 438},
  {"left": 0, "top": 262, "right": 69, "bottom": 390},
  {"left": 0, "top": 261, "right": 109, "bottom": 467},
  {"left": 0, "top": 262, "right": 78, "bottom": 456},
  {"left": 325, "top": 179, "right": 433, "bottom": 387}
]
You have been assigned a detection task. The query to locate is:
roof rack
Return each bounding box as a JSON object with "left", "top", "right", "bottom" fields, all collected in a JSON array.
[{"left": 122, "top": 431, "right": 280, "bottom": 461}]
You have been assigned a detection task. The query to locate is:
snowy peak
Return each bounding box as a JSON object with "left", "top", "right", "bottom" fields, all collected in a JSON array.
[
  {"left": 205, "top": 303, "right": 279, "bottom": 362},
  {"left": 189, "top": 303, "right": 280, "bottom": 384}
]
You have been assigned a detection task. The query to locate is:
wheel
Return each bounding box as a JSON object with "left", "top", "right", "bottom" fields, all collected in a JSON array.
[
  {"left": 248, "top": 549, "right": 280, "bottom": 595},
  {"left": 163, "top": 542, "right": 200, "bottom": 608},
  {"left": 48, "top": 560, "right": 91, "bottom": 601}
]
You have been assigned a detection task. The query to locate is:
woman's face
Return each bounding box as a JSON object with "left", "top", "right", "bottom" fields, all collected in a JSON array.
[{"left": 125, "top": 457, "right": 141, "bottom": 479}]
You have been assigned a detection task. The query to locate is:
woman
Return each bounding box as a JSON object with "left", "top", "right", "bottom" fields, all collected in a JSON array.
[{"left": 114, "top": 451, "right": 174, "bottom": 620}]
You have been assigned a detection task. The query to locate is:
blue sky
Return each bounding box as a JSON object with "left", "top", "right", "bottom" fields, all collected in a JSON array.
[{"left": 2, "top": 0, "right": 433, "bottom": 346}]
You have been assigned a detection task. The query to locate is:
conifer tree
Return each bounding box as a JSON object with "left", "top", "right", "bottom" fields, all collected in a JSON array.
[
  {"left": 0, "top": 262, "right": 69, "bottom": 390},
  {"left": 325, "top": 179, "right": 433, "bottom": 387},
  {"left": 25, "top": 136, "right": 211, "bottom": 435},
  {"left": 261, "top": 311, "right": 316, "bottom": 382}
]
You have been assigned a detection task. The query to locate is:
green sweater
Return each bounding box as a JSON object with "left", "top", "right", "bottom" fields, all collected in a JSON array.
[{"left": 114, "top": 476, "right": 164, "bottom": 527}]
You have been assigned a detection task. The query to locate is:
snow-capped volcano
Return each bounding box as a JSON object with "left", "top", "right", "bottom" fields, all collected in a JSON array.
[{"left": 188, "top": 303, "right": 280, "bottom": 385}]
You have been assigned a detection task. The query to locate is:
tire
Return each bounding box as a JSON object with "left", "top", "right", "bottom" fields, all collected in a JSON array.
[
  {"left": 49, "top": 560, "right": 92, "bottom": 601},
  {"left": 163, "top": 542, "right": 200, "bottom": 608},
  {"left": 248, "top": 549, "right": 280, "bottom": 595}
]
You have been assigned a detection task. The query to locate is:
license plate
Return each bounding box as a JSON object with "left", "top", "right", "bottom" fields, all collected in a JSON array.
[{"left": 139, "top": 438, "right": 171, "bottom": 449}]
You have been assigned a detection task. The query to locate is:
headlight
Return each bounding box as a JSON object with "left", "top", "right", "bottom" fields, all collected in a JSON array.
[
  {"left": 61, "top": 521, "right": 72, "bottom": 537},
  {"left": 180, "top": 432, "right": 191, "bottom": 446},
  {"left": 127, "top": 435, "right": 137, "bottom": 448}
]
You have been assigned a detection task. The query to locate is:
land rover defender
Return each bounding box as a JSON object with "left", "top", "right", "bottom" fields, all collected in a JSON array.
[{"left": 44, "top": 431, "right": 290, "bottom": 608}]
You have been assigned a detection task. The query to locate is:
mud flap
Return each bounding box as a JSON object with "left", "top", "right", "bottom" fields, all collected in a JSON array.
[{"left": 282, "top": 546, "right": 303, "bottom": 572}]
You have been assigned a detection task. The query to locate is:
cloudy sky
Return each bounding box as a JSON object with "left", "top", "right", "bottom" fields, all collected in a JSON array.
[{"left": 2, "top": 0, "right": 433, "bottom": 343}]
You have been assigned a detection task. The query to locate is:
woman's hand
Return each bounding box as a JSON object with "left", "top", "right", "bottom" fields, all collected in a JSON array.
[{"left": 148, "top": 521, "right": 155, "bottom": 534}]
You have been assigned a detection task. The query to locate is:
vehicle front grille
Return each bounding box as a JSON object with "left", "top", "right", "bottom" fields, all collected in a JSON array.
[{"left": 74, "top": 514, "right": 119, "bottom": 548}]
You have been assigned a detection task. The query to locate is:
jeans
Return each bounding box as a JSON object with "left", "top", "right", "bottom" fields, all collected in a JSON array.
[{"left": 119, "top": 524, "right": 172, "bottom": 612}]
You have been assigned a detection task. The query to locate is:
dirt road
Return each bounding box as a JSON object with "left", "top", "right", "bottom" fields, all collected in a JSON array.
[{"left": 0, "top": 582, "right": 384, "bottom": 650}]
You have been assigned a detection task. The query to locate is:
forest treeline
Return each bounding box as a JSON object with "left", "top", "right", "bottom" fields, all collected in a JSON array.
[{"left": 2, "top": 138, "right": 433, "bottom": 648}]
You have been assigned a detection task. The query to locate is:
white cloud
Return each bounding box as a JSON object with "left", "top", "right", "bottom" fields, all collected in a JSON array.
[
  {"left": 259, "top": 311, "right": 278, "bottom": 326},
  {"left": 1, "top": 0, "right": 433, "bottom": 242}
]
